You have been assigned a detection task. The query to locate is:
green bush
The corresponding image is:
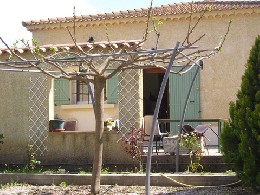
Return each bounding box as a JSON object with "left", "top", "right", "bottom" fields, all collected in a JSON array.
[{"left": 220, "top": 36, "right": 260, "bottom": 189}]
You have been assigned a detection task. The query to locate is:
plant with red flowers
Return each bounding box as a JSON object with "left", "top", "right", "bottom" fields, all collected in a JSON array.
[{"left": 121, "top": 126, "right": 144, "bottom": 172}]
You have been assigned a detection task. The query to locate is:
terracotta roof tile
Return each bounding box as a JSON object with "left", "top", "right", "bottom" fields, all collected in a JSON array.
[
  {"left": 22, "top": 1, "right": 260, "bottom": 27},
  {"left": 0, "top": 40, "right": 141, "bottom": 55}
]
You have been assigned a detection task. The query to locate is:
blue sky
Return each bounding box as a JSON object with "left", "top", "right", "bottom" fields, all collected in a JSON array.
[{"left": 0, "top": 0, "right": 192, "bottom": 47}]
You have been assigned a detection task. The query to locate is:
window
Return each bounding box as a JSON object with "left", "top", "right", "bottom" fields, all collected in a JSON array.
[
  {"left": 54, "top": 74, "right": 118, "bottom": 106},
  {"left": 74, "top": 81, "right": 94, "bottom": 104}
]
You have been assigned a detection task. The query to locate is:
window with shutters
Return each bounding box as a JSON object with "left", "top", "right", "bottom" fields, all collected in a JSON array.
[{"left": 54, "top": 74, "right": 118, "bottom": 105}]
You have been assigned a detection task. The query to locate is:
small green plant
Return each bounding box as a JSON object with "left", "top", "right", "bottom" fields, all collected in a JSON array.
[
  {"left": 0, "top": 164, "right": 44, "bottom": 174},
  {"left": 0, "top": 180, "right": 24, "bottom": 189},
  {"left": 77, "top": 168, "right": 89, "bottom": 174},
  {"left": 78, "top": 170, "right": 88, "bottom": 174},
  {"left": 1, "top": 164, "right": 12, "bottom": 173},
  {"left": 101, "top": 167, "right": 109, "bottom": 174},
  {"left": 179, "top": 132, "right": 203, "bottom": 173},
  {"left": 59, "top": 181, "right": 67, "bottom": 188},
  {"left": 56, "top": 168, "right": 66, "bottom": 174},
  {"left": 26, "top": 144, "right": 41, "bottom": 171},
  {"left": 225, "top": 170, "right": 234, "bottom": 175}
]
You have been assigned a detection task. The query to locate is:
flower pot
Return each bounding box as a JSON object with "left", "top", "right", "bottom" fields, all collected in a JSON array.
[
  {"left": 49, "top": 119, "right": 65, "bottom": 132},
  {"left": 52, "top": 129, "right": 65, "bottom": 132}
]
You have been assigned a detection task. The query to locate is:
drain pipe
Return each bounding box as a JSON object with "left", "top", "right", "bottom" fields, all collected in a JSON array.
[{"left": 145, "top": 42, "right": 180, "bottom": 195}]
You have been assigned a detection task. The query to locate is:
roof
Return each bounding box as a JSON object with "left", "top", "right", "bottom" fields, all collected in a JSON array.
[
  {"left": 22, "top": 1, "right": 260, "bottom": 27},
  {"left": 0, "top": 40, "right": 141, "bottom": 55}
]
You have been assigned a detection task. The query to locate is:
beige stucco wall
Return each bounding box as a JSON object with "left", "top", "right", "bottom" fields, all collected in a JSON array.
[
  {"left": 28, "top": 9, "right": 260, "bottom": 120},
  {"left": 0, "top": 129, "right": 133, "bottom": 165},
  {"left": 0, "top": 70, "right": 125, "bottom": 164},
  {"left": 42, "top": 131, "right": 133, "bottom": 165},
  {"left": 0, "top": 71, "right": 30, "bottom": 163},
  {"left": 54, "top": 104, "right": 118, "bottom": 131},
  {"left": 0, "top": 67, "right": 130, "bottom": 165},
  {"left": 0, "top": 71, "right": 53, "bottom": 163}
]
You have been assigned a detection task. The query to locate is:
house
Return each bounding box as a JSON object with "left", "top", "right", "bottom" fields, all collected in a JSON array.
[
  {"left": 23, "top": 0, "right": 259, "bottom": 134},
  {"left": 0, "top": 0, "right": 259, "bottom": 164}
]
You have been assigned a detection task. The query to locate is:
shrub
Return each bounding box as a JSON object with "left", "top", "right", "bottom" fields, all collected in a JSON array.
[
  {"left": 121, "top": 126, "right": 144, "bottom": 172},
  {"left": 26, "top": 144, "right": 41, "bottom": 171},
  {"left": 179, "top": 132, "right": 203, "bottom": 172},
  {"left": 220, "top": 36, "right": 260, "bottom": 189}
]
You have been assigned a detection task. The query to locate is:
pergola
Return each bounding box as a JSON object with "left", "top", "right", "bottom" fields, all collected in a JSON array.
[{"left": 0, "top": 37, "right": 206, "bottom": 194}]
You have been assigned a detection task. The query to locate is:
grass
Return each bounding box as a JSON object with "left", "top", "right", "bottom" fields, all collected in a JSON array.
[
  {"left": 1, "top": 167, "right": 43, "bottom": 174},
  {"left": 0, "top": 164, "right": 71, "bottom": 175},
  {"left": 0, "top": 163, "right": 235, "bottom": 175},
  {"left": 0, "top": 180, "right": 27, "bottom": 189},
  {"left": 199, "top": 171, "right": 214, "bottom": 175}
]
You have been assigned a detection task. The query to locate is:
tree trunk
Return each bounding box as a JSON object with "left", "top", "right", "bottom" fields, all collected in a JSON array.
[{"left": 91, "top": 76, "right": 105, "bottom": 194}]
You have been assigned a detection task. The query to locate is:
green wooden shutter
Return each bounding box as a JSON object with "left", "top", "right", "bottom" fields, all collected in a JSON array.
[
  {"left": 54, "top": 79, "right": 70, "bottom": 105},
  {"left": 169, "top": 67, "right": 200, "bottom": 134},
  {"left": 106, "top": 72, "right": 118, "bottom": 104}
]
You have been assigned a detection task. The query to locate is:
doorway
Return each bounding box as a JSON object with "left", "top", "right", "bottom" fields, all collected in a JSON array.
[
  {"left": 143, "top": 67, "right": 200, "bottom": 135},
  {"left": 143, "top": 69, "right": 169, "bottom": 119}
]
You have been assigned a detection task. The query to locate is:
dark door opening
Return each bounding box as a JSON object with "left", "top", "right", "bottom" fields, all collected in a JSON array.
[{"left": 143, "top": 69, "right": 169, "bottom": 119}]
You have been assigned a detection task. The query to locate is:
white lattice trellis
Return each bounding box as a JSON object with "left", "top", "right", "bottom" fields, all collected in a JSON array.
[
  {"left": 28, "top": 76, "right": 49, "bottom": 156},
  {"left": 118, "top": 69, "right": 142, "bottom": 139}
]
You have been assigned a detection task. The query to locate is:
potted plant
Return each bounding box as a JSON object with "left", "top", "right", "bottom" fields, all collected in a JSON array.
[
  {"left": 104, "top": 118, "right": 113, "bottom": 131},
  {"left": 49, "top": 119, "right": 65, "bottom": 132}
]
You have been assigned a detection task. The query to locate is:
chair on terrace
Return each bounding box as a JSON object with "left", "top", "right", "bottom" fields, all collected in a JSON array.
[
  {"left": 142, "top": 115, "right": 168, "bottom": 154},
  {"left": 182, "top": 124, "right": 219, "bottom": 154}
]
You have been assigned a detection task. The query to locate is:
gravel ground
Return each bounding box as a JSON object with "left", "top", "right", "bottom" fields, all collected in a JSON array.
[{"left": 0, "top": 184, "right": 258, "bottom": 195}]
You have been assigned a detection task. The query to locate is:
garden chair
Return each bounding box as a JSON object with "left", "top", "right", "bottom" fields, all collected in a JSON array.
[
  {"left": 182, "top": 124, "right": 219, "bottom": 154},
  {"left": 142, "top": 115, "right": 168, "bottom": 154}
]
